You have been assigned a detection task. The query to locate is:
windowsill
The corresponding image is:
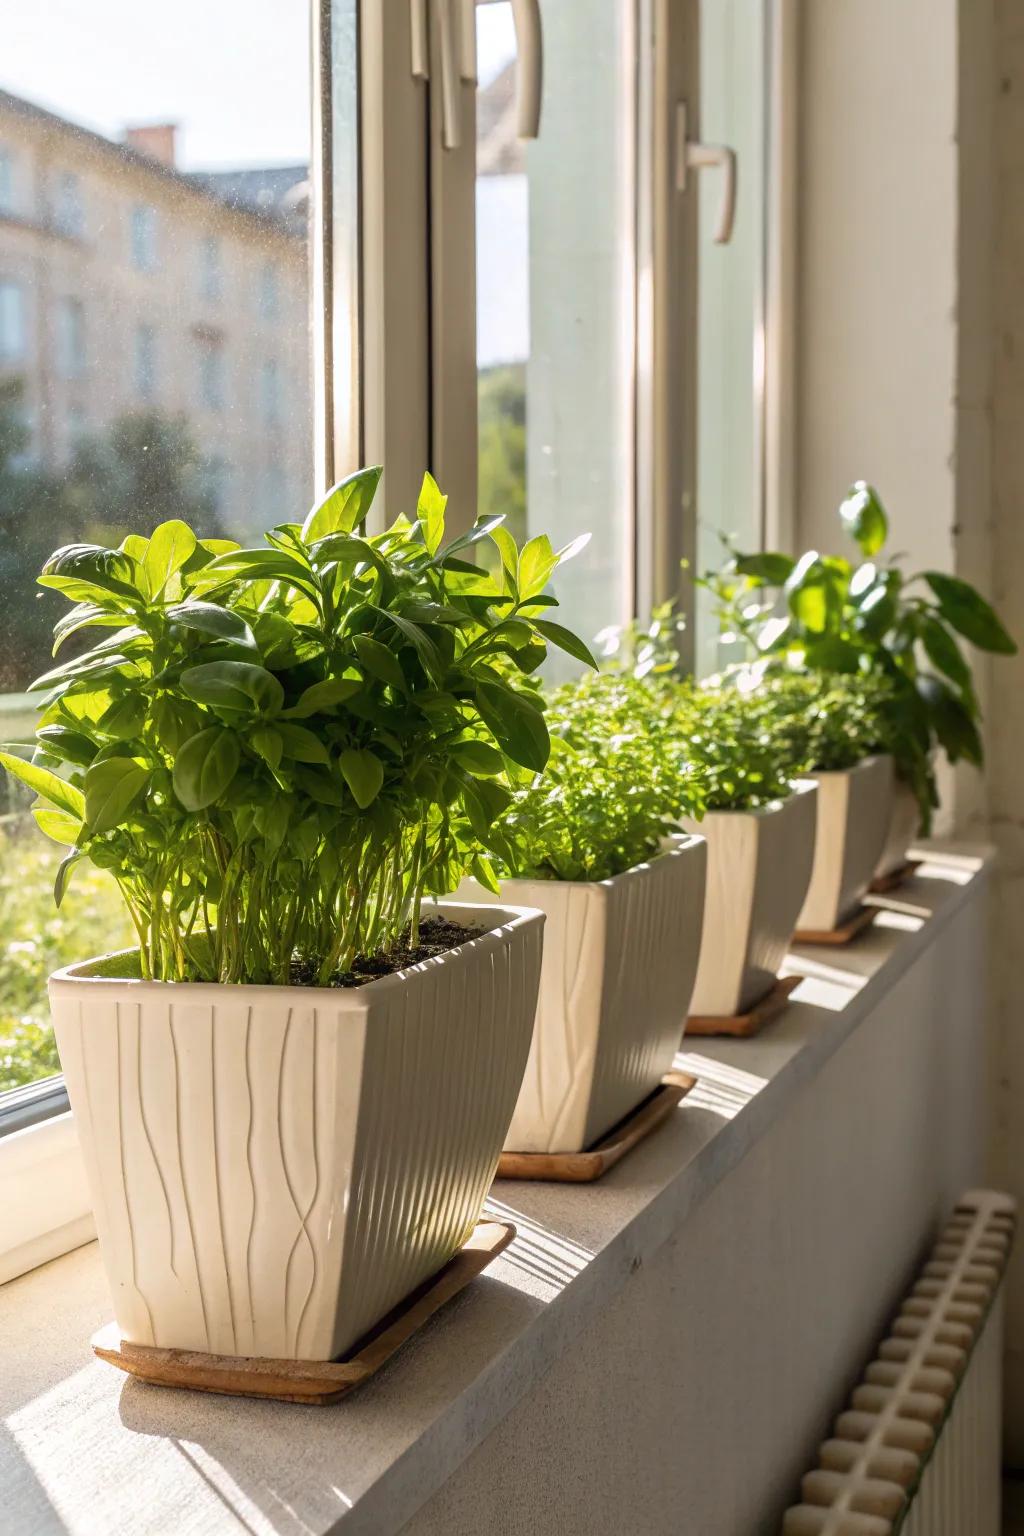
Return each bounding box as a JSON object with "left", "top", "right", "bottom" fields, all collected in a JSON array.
[{"left": 0, "top": 844, "right": 992, "bottom": 1536}]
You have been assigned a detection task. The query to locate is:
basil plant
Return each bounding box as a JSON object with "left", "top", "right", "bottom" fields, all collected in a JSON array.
[
  {"left": 0, "top": 467, "right": 593, "bottom": 985},
  {"left": 699, "top": 482, "right": 1016, "bottom": 830}
]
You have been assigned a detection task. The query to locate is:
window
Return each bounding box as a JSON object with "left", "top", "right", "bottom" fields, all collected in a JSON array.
[
  {"left": 258, "top": 259, "right": 279, "bottom": 319},
  {"left": 53, "top": 171, "right": 84, "bottom": 238},
  {"left": 133, "top": 321, "right": 157, "bottom": 400},
  {"left": 199, "top": 233, "right": 223, "bottom": 301},
  {"left": 0, "top": 147, "right": 13, "bottom": 216},
  {"left": 475, "top": 0, "right": 638, "bottom": 655},
  {"left": 0, "top": 0, "right": 313, "bottom": 1137},
  {"left": 260, "top": 357, "right": 281, "bottom": 421},
  {"left": 197, "top": 335, "right": 226, "bottom": 410},
  {"left": 56, "top": 297, "right": 86, "bottom": 378},
  {"left": 0, "top": 280, "right": 25, "bottom": 360},
  {"left": 129, "top": 203, "right": 157, "bottom": 270}
]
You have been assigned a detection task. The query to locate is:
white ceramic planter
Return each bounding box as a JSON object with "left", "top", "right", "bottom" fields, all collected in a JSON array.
[
  {"left": 49, "top": 902, "right": 542, "bottom": 1362},
  {"left": 874, "top": 778, "right": 922, "bottom": 880},
  {"left": 678, "top": 783, "right": 818, "bottom": 1018},
  {"left": 796, "top": 754, "right": 895, "bottom": 932},
  {"left": 458, "top": 838, "right": 706, "bottom": 1154}
]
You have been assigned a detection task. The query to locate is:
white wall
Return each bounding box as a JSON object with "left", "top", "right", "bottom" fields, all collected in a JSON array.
[{"left": 795, "top": 0, "right": 960, "bottom": 579}]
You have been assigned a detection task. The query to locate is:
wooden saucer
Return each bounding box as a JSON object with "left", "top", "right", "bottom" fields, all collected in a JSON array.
[
  {"left": 686, "top": 974, "right": 801, "bottom": 1038},
  {"left": 793, "top": 904, "right": 877, "bottom": 946},
  {"left": 495, "top": 1070, "right": 697, "bottom": 1184},
  {"left": 869, "top": 859, "right": 922, "bottom": 895},
  {"left": 92, "top": 1219, "right": 515, "bottom": 1405}
]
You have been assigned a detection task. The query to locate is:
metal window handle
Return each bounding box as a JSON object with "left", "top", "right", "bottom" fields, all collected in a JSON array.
[
  {"left": 413, "top": 0, "right": 542, "bottom": 148},
  {"left": 675, "top": 102, "right": 737, "bottom": 244},
  {"left": 510, "top": 0, "right": 543, "bottom": 139}
]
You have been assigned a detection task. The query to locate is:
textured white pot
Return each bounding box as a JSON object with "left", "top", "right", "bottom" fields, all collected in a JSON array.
[
  {"left": 678, "top": 783, "right": 818, "bottom": 1017},
  {"left": 796, "top": 755, "right": 895, "bottom": 932},
  {"left": 458, "top": 838, "right": 706, "bottom": 1154},
  {"left": 49, "top": 902, "right": 542, "bottom": 1362},
  {"left": 874, "top": 778, "right": 922, "bottom": 880}
]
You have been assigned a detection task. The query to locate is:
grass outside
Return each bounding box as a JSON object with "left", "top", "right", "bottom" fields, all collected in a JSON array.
[{"left": 0, "top": 818, "right": 131, "bottom": 1092}]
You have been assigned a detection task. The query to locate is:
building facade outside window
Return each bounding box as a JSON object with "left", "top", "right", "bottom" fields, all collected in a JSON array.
[
  {"left": 133, "top": 321, "right": 157, "bottom": 401},
  {"left": 129, "top": 203, "right": 157, "bottom": 270},
  {"left": 53, "top": 171, "right": 84, "bottom": 238},
  {"left": 197, "top": 335, "right": 225, "bottom": 410},
  {"left": 0, "top": 279, "right": 25, "bottom": 360},
  {"left": 199, "top": 234, "right": 223, "bottom": 301},
  {"left": 56, "top": 296, "right": 86, "bottom": 378}
]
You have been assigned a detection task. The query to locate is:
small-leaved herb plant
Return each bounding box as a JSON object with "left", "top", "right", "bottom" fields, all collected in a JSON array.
[
  {"left": 0, "top": 467, "right": 594, "bottom": 985},
  {"left": 698, "top": 482, "right": 1017, "bottom": 830},
  {"left": 719, "top": 669, "right": 905, "bottom": 778},
  {"left": 673, "top": 680, "right": 797, "bottom": 811},
  {"left": 482, "top": 671, "right": 705, "bottom": 883}
]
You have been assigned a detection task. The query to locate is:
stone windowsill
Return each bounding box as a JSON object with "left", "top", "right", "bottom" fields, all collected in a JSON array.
[{"left": 0, "top": 845, "right": 992, "bottom": 1536}]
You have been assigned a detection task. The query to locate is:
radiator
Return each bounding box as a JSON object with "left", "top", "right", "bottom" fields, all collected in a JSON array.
[{"left": 781, "top": 1189, "right": 1016, "bottom": 1536}]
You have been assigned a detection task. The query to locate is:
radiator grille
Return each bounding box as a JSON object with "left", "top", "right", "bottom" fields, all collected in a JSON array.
[{"left": 781, "top": 1189, "right": 1016, "bottom": 1536}]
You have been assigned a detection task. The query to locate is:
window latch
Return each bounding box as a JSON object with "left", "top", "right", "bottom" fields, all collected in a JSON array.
[{"left": 674, "top": 101, "right": 737, "bottom": 245}]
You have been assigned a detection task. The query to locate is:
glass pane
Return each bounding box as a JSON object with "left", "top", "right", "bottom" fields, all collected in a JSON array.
[
  {"left": 0, "top": 0, "right": 313, "bottom": 1092},
  {"left": 694, "top": 0, "right": 769, "bottom": 675},
  {"left": 475, "top": 0, "right": 637, "bottom": 663}
]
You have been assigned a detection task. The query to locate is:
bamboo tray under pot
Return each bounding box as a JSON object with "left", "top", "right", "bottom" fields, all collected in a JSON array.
[{"left": 458, "top": 836, "right": 707, "bottom": 1155}]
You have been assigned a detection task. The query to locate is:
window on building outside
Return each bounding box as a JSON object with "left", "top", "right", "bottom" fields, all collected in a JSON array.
[
  {"left": 197, "top": 336, "right": 225, "bottom": 410},
  {"left": 129, "top": 203, "right": 157, "bottom": 270},
  {"left": 56, "top": 297, "right": 86, "bottom": 379},
  {"left": 0, "top": 1, "right": 313, "bottom": 1100},
  {"left": 0, "top": 147, "right": 14, "bottom": 216},
  {"left": 54, "top": 171, "right": 84, "bottom": 238},
  {"left": 133, "top": 321, "right": 157, "bottom": 401},
  {"left": 0, "top": 280, "right": 25, "bottom": 360},
  {"left": 200, "top": 233, "right": 222, "bottom": 301},
  {"left": 260, "top": 357, "right": 280, "bottom": 422},
  {"left": 258, "top": 260, "right": 279, "bottom": 320}
]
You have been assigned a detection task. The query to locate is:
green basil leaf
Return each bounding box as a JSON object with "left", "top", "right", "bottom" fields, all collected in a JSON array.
[
  {"left": 0, "top": 751, "right": 85, "bottom": 819},
  {"left": 302, "top": 465, "right": 383, "bottom": 542},
  {"left": 173, "top": 727, "right": 241, "bottom": 810},
  {"left": 920, "top": 614, "right": 973, "bottom": 694},
  {"left": 353, "top": 634, "right": 407, "bottom": 691},
  {"left": 923, "top": 572, "right": 1017, "bottom": 654},
  {"left": 166, "top": 601, "right": 256, "bottom": 647},
  {"left": 144, "top": 520, "right": 198, "bottom": 597},
  {"left": 35, "top": 726, "right": 97, "bottom": 767},
  {"left": 277, "top": 722, "right": 330, "bottom": 765},
  {"left": 249, "top": 726, "right": 283, "bottom": 770},
  {"left": 339, "top": 748, "right": 384, "bottom": 808},
  {"left": 281, "top": 677, "right": 361, "bottom": 718},
  {"left": 181, "top": 661, "right": 285, "bottom": 715},
  {"left": 33, "top": 807, "right": 83, "bottom": 846},
  {"left": 839, "top": 482, "right": 888, "bottom": 557},
  {"left": 518, "top": 535, "right": 558, "bottom": 601},
  {"left": 532, "top": 619, "right": 598, "bottom": 670},
  {"left": 416, "top": 471, "right": 447, "bottom": 556},
  {"left": 449, "top": 740, "right": 505, "bottom": 777},
  {"left": 84, "top": 757, "right": 150, "bottom": 834},
  {"left": 733, "top": 551, "right": 796, "bottom": 586},
  {"left": 54, "top": 850, "right": 84, "bottom": 909},
  {"left": 475, "top": 681, "right": 550, "bottom": 772}
]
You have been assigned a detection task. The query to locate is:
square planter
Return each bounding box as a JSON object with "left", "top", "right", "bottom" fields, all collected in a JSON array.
[
  {"left": 874, "top": 778, "right": 922, "bottom": 881},
  {"left": 678, "top": 782, "right": 818, "bottom": 1018},
  {"left": 458, "top": 838, "right": 706, "bottom": 1154},
  {"left": 796, "top": 754, "right": 895, "bottom": 933},
  {"left": 48, "top": 902, "right": 543, "bottom": 1363}
]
